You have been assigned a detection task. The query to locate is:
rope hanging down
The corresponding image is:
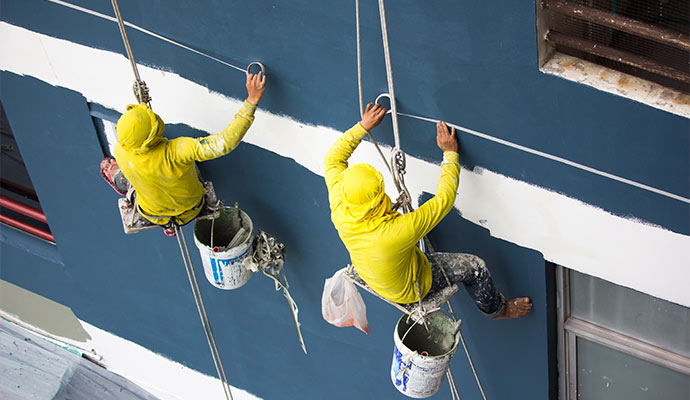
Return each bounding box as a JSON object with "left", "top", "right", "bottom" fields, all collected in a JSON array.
[
  {"left": 110, "top": 1, "right": 231, "bottom": 398},
  {"left": 248, "top": 231, "right": 307, "bottom": 354},
  {"left": 357, "top": 1, "right": 487, "bottom": 399},
  {"left": 174, "top": 224, "right": 234, "bottom": 400}
]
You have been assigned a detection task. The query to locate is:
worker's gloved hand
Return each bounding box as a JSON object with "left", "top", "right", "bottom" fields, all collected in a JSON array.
[
  {"left": 246, "top": 71, "right": 267, "bottom": 105},
  {"left": 436, "top": 121, "right": 457, "bottom": 153},
  {"left": 359, "top": 102, "right": 387, "bottom": 131}
]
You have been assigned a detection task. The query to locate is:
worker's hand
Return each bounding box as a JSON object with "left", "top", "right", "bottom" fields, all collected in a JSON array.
[
  {"left": 359, "top": 102, "right": 387, "bottom": 131},
  {"left": 246, "top": 71, "right": 266, "bottom": 106},
  {"left": 436, "top": 121, "right": 457, "bottom": 153}
]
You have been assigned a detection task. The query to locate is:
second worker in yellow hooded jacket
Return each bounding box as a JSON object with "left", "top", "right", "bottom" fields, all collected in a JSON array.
[
  {"left": 324, "top": 119, "right": 460, "bottom": 304},
  {"left": 113, "top": 72, "right": 266, "bottom": 226},
  {"left": 113, "top": 101, "right": 257, "bottom": 225}
]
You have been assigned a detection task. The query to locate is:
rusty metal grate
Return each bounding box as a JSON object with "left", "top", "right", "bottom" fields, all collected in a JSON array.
[{"left": 542, "top": 0, "right": 690, "bottom": 93}]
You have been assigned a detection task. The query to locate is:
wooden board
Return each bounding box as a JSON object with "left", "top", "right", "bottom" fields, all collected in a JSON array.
[
  {"left": 342, "top": 265, "right": 459, "bottom": 317},
  {"left": 118, "top": 181, "right": 222, "bottom": 234}
]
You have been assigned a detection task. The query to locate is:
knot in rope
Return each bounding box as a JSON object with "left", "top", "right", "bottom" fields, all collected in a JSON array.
[
  {"left": 391, "top": 148, "right": 406, "bottom": 176},
  {"left": 133, "top": 79, "right": 151, "bottom": 105}
]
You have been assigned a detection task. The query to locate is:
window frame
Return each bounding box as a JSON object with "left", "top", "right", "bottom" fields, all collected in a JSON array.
[{"left": 556, "top": 265, "right": 690, "bottom": 400}]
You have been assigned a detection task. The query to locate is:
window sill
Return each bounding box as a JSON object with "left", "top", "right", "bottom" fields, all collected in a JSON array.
[{"left": 541, "top": 52, "right": 690, "bottom": 118}]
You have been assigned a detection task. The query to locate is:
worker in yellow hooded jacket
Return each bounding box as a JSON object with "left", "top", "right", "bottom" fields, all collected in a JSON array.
[
  {"left": 100, "top": 72, "right": 266, "bottom": 236},
  {"left": 324, "top": 102, "right": 532, "bottom": 319}
]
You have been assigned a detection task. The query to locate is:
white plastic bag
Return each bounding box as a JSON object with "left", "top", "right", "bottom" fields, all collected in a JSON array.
[{"left": 321, "top": 268, "right": 370, "bottom": 334}]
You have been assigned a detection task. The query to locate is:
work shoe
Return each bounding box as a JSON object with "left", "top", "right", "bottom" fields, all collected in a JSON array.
[
  {"left": 100, "top": 157, "right": 127, "bottom": 196},
  {"left": 163, "top": 223, "right": 177, "bottom": 237}
]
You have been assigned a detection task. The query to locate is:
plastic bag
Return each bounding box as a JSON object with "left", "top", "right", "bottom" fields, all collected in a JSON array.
[{"left": 321, "top": 268, "right": 370, "bottom": 334}]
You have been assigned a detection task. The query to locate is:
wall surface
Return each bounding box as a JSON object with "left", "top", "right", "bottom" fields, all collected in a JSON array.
[{"left": 1, "top": 1, "right": 688, "bottom": 399}]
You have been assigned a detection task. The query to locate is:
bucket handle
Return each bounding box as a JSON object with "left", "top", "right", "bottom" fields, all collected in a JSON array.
[{"left": 405, "top": 308, "right": 462, "bottom": 337}]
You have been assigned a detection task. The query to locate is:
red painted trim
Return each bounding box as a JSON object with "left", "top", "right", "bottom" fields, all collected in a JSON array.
[
  {"left": 0, "top": 195, "right": 48, "bottom": 223},
  {"left": 0, "top": 214, "right": 55, "bottom": 242}
]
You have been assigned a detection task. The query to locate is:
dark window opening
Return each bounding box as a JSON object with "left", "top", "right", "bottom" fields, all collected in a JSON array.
[{"left": 0, "top": 102, "right": 55, "bottom": 243}]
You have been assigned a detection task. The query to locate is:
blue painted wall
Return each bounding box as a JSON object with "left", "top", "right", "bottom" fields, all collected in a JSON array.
[
  {"left": 1, "top": 0, "right": 688, "bottom": 399},
  {"left": 2, "top": 0, "right": 687, "bottom": 234}
]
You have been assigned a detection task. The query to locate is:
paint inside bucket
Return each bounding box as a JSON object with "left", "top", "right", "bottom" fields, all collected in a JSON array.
[
  {"left": 391, "top": 311, "right": 460, "bottom": 398},
  {"left": 193, "top": 207, "right": 254, "bottom": 290},
  {"left": 194, "top": 207, "right": 252, "bottom": 251},
  {"left": 397, "top": 313, "right": 458, "bottom": 356}
]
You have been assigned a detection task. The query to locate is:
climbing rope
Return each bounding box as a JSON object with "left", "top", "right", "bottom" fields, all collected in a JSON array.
[
  {"left": 110, "top": 2, "right": 232, "bottom": 397},
  {"left": 356, "top": 1, "right": 487, "bottom": 398},
  {"left": 110, "top": 0, "right": 151, "bottom": 105},
  {"left": 174, "top": 224, "right": 233, "bottom": 400}
]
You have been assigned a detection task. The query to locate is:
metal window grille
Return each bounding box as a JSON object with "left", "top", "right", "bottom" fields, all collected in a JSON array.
[{"left": 540, "top": 0, "right": 690, "bottom": 94}]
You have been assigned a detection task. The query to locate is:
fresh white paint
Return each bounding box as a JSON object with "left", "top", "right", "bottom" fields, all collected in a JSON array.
[
  {"left": 79, "top": 320, "right": 262, "bottom": 400},
  {"left": 0, "top": 22, "right": 688, "bottom": 311}
]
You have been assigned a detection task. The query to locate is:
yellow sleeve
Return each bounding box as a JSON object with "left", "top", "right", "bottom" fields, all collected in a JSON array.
[
  {"left": 171, "top": 100, "right": 257, "bottom": 163},
  {"left": 324, "top": 123, "right": 368, "bottom": 206},
  {"left": 405, "top": 151, "right": 460, "bottom": 240}
]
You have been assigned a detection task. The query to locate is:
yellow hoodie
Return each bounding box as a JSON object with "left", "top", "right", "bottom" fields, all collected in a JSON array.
[
  {"left": 113, "top": 101, "right": 256, "bottom": 225},
  {"left": 324, "top": 123, "right": 460, "bottom": 304}
]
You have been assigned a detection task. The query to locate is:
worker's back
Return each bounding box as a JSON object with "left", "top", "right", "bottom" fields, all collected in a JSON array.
[
  {"left": 333, "top": 208, "right": 433, "bottom": 304},
  {"left": 114, "top": 139, "right": 205, "bottom": 225}
]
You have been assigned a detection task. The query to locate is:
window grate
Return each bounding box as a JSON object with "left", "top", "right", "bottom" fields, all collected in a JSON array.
[{"left": 542, "top": 0, "right": 690, "bottom": 93}]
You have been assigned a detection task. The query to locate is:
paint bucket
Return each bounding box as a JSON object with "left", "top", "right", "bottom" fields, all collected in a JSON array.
[
  {"left": 391, "top": 311, "right": 460, "bottom": 398},
  {"left": 193, "top": 207, "right": 254, "bottom": 290}
]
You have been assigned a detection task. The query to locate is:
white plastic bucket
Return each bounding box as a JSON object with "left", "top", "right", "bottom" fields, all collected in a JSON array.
[
  {"left": 193, "top": 207, "right": 254, "bottom": 290},
  {"left": 391, "top": 311, "right": 460, "bottom": 398}
]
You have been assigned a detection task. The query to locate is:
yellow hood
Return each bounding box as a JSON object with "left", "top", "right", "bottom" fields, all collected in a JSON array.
[
  {"left": 116, "top": 103, "right": 166, "bottom": 154},
  {"left": 338, "top": 163, "right": 395, "bottom": 229}
]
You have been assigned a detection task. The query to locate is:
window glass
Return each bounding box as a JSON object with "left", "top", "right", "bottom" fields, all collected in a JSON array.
[
  {"left": 570, "top": 269, "right": 690, "bottom": 357},
  {"left": 577, "top": 337, "right": 690, "bottom": 400}
]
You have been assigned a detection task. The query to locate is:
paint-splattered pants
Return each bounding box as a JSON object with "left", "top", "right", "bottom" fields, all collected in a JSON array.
[
  {"left": 112, "top": 170, "right": 130, "bottom": 194},
  {"left": 428, "top": 253, "right": 506, "bottom": 319}
]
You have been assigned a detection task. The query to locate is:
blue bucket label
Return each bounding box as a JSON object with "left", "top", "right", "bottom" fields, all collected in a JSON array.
[{"left": 392, "top": 346, "right": 410, "bottom": 392}]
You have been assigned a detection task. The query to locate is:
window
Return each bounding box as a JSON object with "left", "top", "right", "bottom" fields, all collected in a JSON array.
[
  {"left": 556, "top": 266, "right": 690, "bottom": 399},
  {"left": 0, "top": 102, "right": 54, "bottom": 244},
  {"left": 536, "top": 0, "right": 690, "bottom": 117}
]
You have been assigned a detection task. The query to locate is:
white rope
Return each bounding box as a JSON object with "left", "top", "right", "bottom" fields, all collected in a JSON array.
[
  {"left": 358, "top": 2, "right": 486, "bottom": 398},
  {"left": 458, "top": 329, "right": 488, "bottom": 400},
  {"left": 447, "top": 369, "right": 461, "bottom": 400},
  {"left": 377, "top": 0, "right": 401, "bottom": 151},
  {"left": 110, "top": 0, "right": 150, "bottom": 105},
  {"left": 51, "top": 0, "right": 688, "bottom": 204},
  {"left": 398, "top": 112, "right": 690, "bottom": 204},
  {"left": 354, "top": 0, "right": 396, "bottom": 179},
  {"left": 175, "top": 225, "right": 233, "bottom": 400},
  {"left": 48, "top": 0, "right": 246, "bottom": 74},
  {"left": 356, "top": 0, "right": 364, "bottom": 118},
  {"left": 110, "top": 0, "right": 141, "bottom": 83}
]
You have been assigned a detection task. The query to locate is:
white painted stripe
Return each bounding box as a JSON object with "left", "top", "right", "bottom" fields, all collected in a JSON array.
[
  {"left": 0, "top": 22, "right": 687, "bottom": 307},
  {"left": 46, "top": 0, "right": 247, "bottom": 73},
  {"left": 45, "top": 0, "right": 690, "bottom": 205}
]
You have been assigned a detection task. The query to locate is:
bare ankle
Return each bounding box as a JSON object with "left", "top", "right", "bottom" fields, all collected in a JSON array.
[{"left": 495, "top": 297, "right": 532, "bottom": 320}]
